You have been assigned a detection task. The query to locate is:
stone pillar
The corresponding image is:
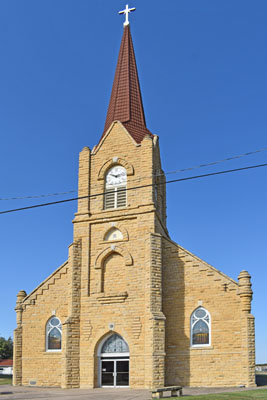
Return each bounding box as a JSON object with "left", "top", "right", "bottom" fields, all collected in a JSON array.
[
  {"left": 13, "top": 290, "right": 27, "bottom": 386},
  {"left": 77, "top": 146, "right": 91, "bottom": 216},
  {"left": 238, "top": 270, "right": 256, "bottom": 387},
  {"left": 144, "top": 233, "right": 166, "bottom": 389},
  {"left": 239, "top": 270, "right": 253, "bottom": 313},
  {"left": 61, "top": 240, "right": 82, "bottom": 388}
]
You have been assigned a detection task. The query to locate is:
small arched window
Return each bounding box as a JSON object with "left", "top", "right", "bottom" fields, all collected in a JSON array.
[
  {"left": 191, "top": 307, "right": 210, "bottom": 347},
  {"left": 104, "top": 227, "right": 123, "bottom": 241},
  {"left": 46, "top": 317, "right": 62, "bottom": 351},
  {"left": 104, "top": 166, "right": 127, "bottom": 209}
]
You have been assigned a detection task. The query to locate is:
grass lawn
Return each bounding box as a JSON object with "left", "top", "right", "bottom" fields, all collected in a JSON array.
[
  {"left": 0, "top": 376, "right": 12, "bottom": 385},
  {"left": 172, "top": 389, "right": 267, "bottom": 399}
]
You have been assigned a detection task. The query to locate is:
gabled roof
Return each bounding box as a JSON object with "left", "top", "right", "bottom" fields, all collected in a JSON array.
[
  {"left": 0, "top": 359, "right": 13, "bottom": 366},
  {"left": 100, "top": 25, "right": 153, "bottom": 144}
]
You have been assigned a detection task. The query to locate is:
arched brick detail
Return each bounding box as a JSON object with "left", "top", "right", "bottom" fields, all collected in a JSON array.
[
  {"left": 97, "top": 158, "right": 134, "bottom": 180},
  {"left": 94, "top": 245, "right": 133, "bottom": 269},
  {"left": 103, "top": 223, "right": 129, "bottom": 242}
]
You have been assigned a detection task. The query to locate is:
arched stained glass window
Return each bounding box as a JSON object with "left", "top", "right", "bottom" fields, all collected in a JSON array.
[
  {"left": 46, "top": 317, "right": 62, "bottom": 351},
  {"left": 191, "top": 307, "right": 210, "bottom": 346},
  {"left": 101, "top": 334, "right": 129, "bottom": 354}
]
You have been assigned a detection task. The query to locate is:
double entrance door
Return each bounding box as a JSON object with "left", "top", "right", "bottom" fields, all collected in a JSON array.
[{"left": 101, "top": 358, "right": 129, "bottom": 387}]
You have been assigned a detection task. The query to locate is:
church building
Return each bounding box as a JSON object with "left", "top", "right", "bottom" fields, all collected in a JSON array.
[{"left": 13, "top": 8, "right": 255, "bottom": 389}]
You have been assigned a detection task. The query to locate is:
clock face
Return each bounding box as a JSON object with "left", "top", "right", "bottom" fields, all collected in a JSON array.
[{"left": 106, "top": 166, "right": 127, "bottom": 186}]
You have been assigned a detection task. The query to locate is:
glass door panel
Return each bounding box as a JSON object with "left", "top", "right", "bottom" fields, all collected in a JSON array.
[
  {"left": 101, "top": 360, "right": 114, "bottom": 386},
  {"left": 116, "top": 360, "right": 129, "bottom": 386}
]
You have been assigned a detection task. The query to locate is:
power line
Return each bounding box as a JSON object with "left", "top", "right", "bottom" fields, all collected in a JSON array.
[
  {"left": 0, "top": 190, "right": 76, "bottom": 201},
  {"left": 164, "top": 147, "right": 267, "bottom": 176},
  {"left": 1, "top": 146, "right": 266, "bottom": 201},
  {"left": 0, "top": 162, "right": 266, "bottom": 215}
]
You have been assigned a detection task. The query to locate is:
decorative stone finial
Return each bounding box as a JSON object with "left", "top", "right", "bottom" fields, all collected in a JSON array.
[
  {"left": 81, "top": 146, "right": 90, "bottom": 153},
  {"left": 238, "top": 270, "right": 253, "bottom": 313},
  {"left": 15, "top": 290, "right": 27, "bottom": 326},
  {"left": 16, "top": 290, "right": 27, "bottom": 303},
  {"left": 118, "top": 4, "right": 136, "bottom": 26}
]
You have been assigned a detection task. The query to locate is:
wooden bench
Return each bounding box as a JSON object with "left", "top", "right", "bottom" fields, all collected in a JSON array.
[{"left": 152, "top": 386, "right": 183, "bottom": 398}]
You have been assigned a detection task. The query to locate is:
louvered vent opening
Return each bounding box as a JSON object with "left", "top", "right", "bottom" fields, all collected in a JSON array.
[
  {"left": 104, "top": 186, "right": 127, "bottom": 209},
  {"left": 116, "top": 186, "right": 127, "bottom": 208},
  {"left": 104, "top": 188, "right": 115, "bottom": 209}
]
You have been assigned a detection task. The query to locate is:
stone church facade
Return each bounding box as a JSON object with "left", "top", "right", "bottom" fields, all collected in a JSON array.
[{"left": 13, "top": 22, "right": 255, "bottom": 389}]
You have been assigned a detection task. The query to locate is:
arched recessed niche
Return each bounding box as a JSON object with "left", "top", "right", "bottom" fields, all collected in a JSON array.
[{"left": 95, "top": 245, "right": 133, "bottom": 270}]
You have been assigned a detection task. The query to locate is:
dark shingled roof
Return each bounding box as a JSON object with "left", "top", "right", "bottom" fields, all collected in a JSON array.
[{"left": 100, "top": 24, "right": 153, "bottom": 144}]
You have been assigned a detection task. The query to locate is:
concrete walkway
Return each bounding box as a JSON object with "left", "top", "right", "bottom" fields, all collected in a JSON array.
[{"left": 0, "top": 385, "right": 266, "bottom": 399}]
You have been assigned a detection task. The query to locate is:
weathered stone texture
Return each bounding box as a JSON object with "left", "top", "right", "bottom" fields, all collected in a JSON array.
[
  {"left": 162, "top": 238, "right": 255, "bottom": 387},
  {"left": 15, "top": 263, "right": 69, "bottom": 387},
  {"left": 14, "top": 122, "right": 255, "bottom": 389}
]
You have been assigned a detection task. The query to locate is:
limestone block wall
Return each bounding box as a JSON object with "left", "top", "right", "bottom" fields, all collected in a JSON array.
[
  {"left": 14, "top": 119, "right": 255, "bottom": 390},
  {"left": 76, "top": 222, "right": 165, "bottom": 389},
  {"left": 72, "top": 122, "right": 168, "bottom": 389},
  {"left": 90, "top": 122, "right": 155, "bottom": 217},
  {"left": 74, "top": 122, "right": 167, "bottom": 237},
  {"left": 15, "top": 263, "right": 69, "bottom": 387},
  {"left": 162, "top": 237, "right": 255, "bottom": 387}
]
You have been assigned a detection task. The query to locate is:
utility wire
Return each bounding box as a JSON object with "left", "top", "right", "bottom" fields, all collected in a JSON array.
[
  {"left": 1, "top": 146, "right": 266, "bottom": 201},
  {"left": 0, "top": 162, "right": 266, "bottom": 215},
  {"left": 0, "top": 190, "right": 76, "bottom": 201},
  {"left": 164, "top": 147, "right": 267, "bottom": 176}
]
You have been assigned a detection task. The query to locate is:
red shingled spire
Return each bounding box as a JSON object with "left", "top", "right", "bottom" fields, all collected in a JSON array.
[{"left": 101, "top": 25, "right": 153, "bottom": 144}]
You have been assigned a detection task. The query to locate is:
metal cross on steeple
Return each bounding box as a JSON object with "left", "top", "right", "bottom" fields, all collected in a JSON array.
[{"left": 118, "top": 4, "right": 136, "bottom": 26}]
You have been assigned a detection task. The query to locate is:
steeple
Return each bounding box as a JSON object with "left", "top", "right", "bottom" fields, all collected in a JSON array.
[{"left": 101, "top": 24, "right": 153, "bottom": 144}]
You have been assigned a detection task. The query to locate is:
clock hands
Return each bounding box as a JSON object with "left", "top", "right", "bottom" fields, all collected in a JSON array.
[{"left": 110, "top": 172, "right": 125, "bottom": 178}]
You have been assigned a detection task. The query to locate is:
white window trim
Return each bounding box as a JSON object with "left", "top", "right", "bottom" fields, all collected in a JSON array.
[
  {"left": 100, "top": 351, "right": 130, "bottom": 358},
  {"left": 190, "top": 307, "right": 211, "bottom": 348},
  {"left": 46, "top": 317, "right": 62, "bottom": 352}
]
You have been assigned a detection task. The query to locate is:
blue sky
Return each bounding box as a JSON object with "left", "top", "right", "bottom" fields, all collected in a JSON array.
[{"left": 0, "top": 0, "right": 266, "bottom": 363}]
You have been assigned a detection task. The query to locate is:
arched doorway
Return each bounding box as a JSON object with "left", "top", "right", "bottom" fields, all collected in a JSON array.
[{"left": 99, "top": 334, "right": 129, "bottom": 387}]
